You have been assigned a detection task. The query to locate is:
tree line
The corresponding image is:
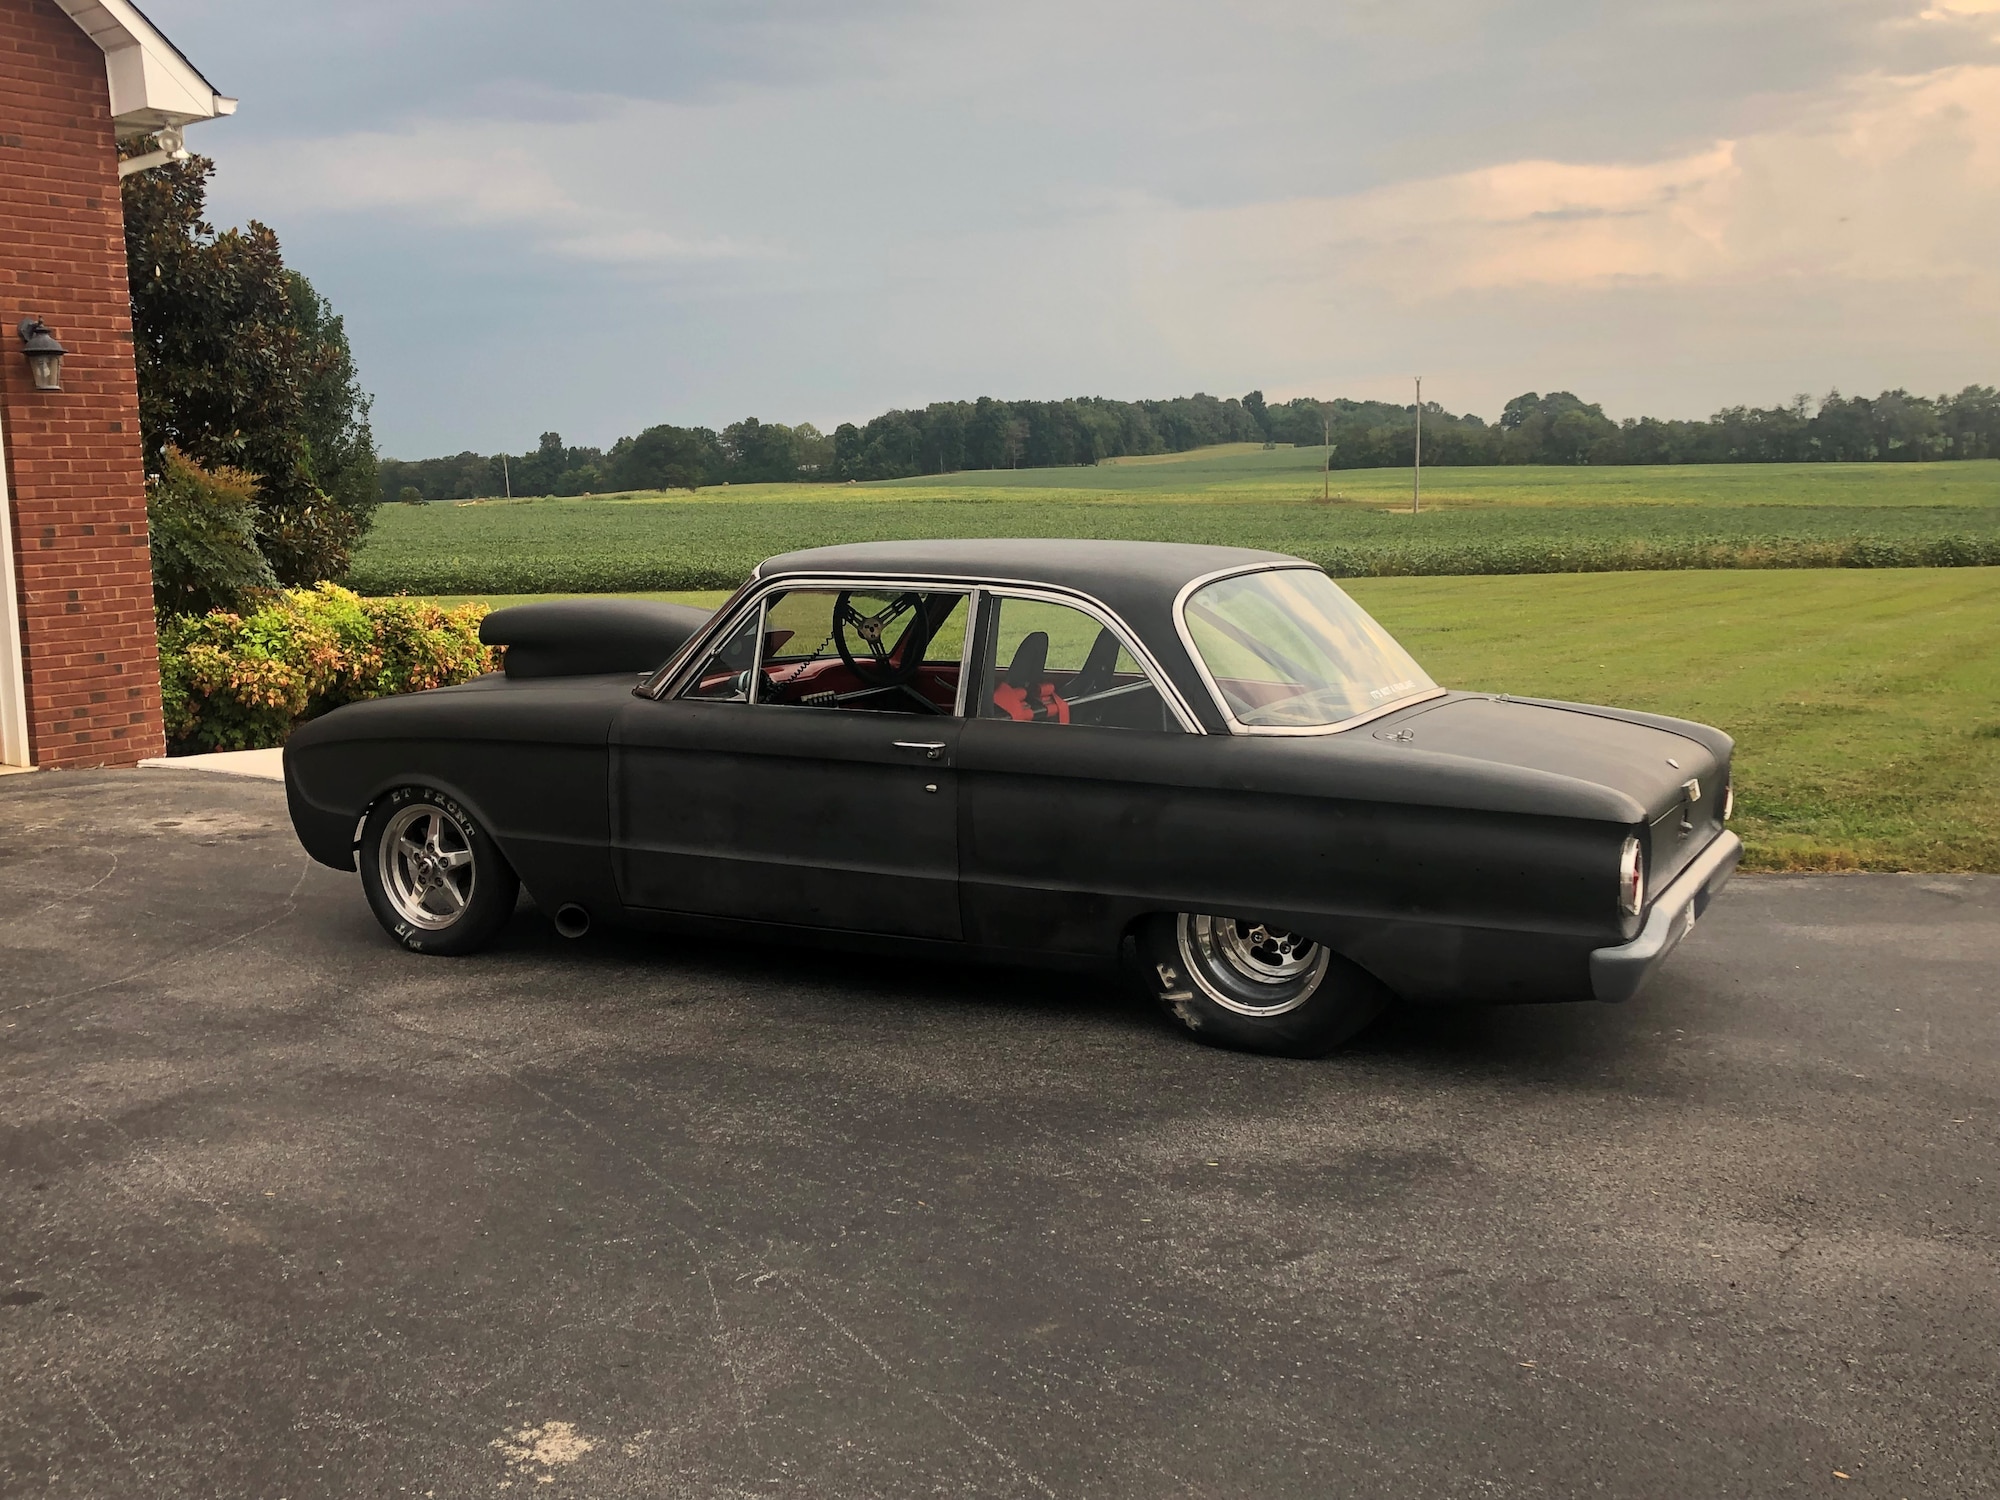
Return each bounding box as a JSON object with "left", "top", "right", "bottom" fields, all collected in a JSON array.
[{"left": 380, "top": 384, "right": 2000, "bottom": 501}]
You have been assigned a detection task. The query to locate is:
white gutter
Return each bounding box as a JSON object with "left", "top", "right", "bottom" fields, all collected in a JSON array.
[{"left": 54, "top": 0, "right": 237, "bottom": 144}]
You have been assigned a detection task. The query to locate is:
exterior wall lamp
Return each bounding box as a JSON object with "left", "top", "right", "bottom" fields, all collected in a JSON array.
[{"left": 17, "top": 319, "right": 66, "bottom": 391}]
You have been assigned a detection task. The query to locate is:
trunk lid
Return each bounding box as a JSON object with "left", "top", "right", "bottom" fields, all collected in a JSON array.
[{"left": 1375, "top": 695, "right": 1729, "bottom": 886}]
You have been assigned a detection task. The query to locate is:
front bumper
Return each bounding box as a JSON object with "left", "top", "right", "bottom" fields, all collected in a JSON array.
[{"left": 1589, "top": 830, "right": 1743, "bottom": 1003}]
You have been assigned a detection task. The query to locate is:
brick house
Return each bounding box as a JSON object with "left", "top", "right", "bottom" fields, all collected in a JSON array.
[{"left": 0, "top": 0, "right": 232, "bottom": 769}]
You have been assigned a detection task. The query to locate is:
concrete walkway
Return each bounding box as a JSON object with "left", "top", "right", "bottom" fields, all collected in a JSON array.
[{"left": 137, "top": 745, "right": 284, "bottom": 781}]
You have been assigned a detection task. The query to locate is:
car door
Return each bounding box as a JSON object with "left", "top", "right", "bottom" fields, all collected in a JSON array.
[
  {"left": 958, "top": 590, "right": 1228, "bottom": 956},
  {"left": 612, "top": 584, "right": 970, "bottom": 940}
]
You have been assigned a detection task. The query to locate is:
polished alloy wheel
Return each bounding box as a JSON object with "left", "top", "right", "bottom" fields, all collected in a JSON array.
[
  {"left": 378, "top": 802, "right": 477, "bottom": 930},
  {"left": 1176, "top": 914, "right": 1332, "bottom": 1016}
]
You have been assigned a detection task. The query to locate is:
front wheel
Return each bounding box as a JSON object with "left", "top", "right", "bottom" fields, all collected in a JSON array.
[
  {"left": 359, "top": 787, "right": 518, "bottom": 955},
  {"left": 1139, "top": 913, "right": 1390, "bottom": 1057}
]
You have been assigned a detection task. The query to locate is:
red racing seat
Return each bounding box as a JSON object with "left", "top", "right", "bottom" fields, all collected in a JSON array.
[{"left": 990, "top": 631, "right": 1069, "bottom": 724}]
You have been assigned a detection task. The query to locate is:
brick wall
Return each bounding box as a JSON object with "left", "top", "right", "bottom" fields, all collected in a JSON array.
[{"left": 0, "top": 0, "right": 164, "bottom": 768}]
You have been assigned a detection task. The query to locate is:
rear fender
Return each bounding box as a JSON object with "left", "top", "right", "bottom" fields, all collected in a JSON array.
[{"left": 1118, "top": 905, "right": 1595, "bottom": 1006}]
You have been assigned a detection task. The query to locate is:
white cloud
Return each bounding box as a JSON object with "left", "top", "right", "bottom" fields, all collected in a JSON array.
[
  {"left": 286, "top": 132, "right": 571, "bottom": 226},
  {"left": 539, "top": 228, "right": 779, "bottom": 266},
  {"left": 1099, "top": 63, "right": 2000, "bottom": 413},
  {"left": 218, "top": 109, "right": 785, "bottom": 268},
  {"left": 1142, "top": 64, "right": 2000, "bottom": 304}
]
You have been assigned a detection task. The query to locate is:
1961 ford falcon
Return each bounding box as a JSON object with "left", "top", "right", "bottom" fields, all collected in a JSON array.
[{"left": 284, "top": 539, "right": 1741, "bottom": 1055}]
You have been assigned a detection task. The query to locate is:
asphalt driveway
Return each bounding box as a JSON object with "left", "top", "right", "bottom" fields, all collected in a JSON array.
[{"left": 3, "top": 769, "right": 1996, "bottom": 1499}]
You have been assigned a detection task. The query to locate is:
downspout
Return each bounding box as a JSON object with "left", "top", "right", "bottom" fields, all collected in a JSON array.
[{"left": 0, "top": 401, "right": 34, "bottom": 766}]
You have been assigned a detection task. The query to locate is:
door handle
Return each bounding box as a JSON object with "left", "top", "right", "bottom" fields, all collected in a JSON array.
[{"left": 893, "top": 740, "right": 947, "bottom": 761}]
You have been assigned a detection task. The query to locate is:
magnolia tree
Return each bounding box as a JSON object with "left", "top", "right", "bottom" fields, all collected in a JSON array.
[{"left": 123, "top": 146, "right": 378, "bottom": 594}]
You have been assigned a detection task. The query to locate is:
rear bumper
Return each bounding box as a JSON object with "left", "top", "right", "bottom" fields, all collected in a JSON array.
[{"left": 1589, "top": 831, "right": 1743, "bottom": 1003}]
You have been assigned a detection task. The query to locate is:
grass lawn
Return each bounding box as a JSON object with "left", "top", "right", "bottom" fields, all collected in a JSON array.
[
  {"left": 351, "top": 459, "right": 2000, "bottom": 596},
  {"left": 1346, "top": 570, "right": 2000, "bottom": 874},
  {"left": 430, "top": 569, "right": 2000, "bottom": 874}
]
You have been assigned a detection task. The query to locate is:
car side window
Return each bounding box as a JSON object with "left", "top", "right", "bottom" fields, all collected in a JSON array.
[
  {"left": 678, "top": 608, "right": 761, "bottom": 702},
  {"left": 678, "top": 588, "right": 970, "bottom": 714},
  {"left": 978, "top": 596, "right": 1178, "bottom": 731},
  {"left": 760, "top": 588, "right": 968, "bottom": 715}
]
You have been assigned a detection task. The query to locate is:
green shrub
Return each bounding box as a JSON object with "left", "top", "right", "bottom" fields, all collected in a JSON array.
[
  {"left": 158, "top": 583, "right": 495, "bottom": 752},
  {"left": 147, "top": 446, "right": 278, "bottom": 615}
]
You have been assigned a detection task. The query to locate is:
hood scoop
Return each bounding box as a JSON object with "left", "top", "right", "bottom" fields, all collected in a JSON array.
[{"left": 482, "top": 598, "right": 715, "bottom": 679}]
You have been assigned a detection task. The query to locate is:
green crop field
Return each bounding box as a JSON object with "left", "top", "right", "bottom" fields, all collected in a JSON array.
[
  {"left": 880, "top": 451, "right": 2000, "bottom": 506},
  {"left": 431, "top": 569, "right": 2000, "bottom": 875},
  {"left": 348, "top": 457, "right": 2000, "bottom": 597}
]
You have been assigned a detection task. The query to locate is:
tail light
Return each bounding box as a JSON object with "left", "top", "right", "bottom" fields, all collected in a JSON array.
[
  {"left": 1619, "top": 835, "right": 1645, "bottom": 916},
  {"left": 1723, "top": 781, "right": 1734, "bottom": 821}
]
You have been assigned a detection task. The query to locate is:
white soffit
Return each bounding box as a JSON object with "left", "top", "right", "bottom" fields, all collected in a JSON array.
[{"left": 55, "top": 0, "right": 237, "bottom": 137}]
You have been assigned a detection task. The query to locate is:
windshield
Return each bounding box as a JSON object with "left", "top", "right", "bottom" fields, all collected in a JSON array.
[{"left": 1182, "top": 568, "right": 1437, "bottom": 729}]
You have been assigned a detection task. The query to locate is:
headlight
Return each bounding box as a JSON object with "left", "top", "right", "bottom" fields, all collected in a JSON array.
[
  {"left": 1619, "top": 835, "right": 1646, "bottom": 917},
  {"left": 1723, "top": 781, "right": 1734, "bottom": 821}
]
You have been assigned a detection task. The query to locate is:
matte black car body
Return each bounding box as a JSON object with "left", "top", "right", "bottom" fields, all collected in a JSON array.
[{"left": 285, "top": 540, "right": 1741, "bottom": 1006}]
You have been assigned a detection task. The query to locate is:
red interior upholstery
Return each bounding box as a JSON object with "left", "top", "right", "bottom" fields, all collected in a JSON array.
[{"left": 762, "top": 657, "right": 960, "bottom": 711}]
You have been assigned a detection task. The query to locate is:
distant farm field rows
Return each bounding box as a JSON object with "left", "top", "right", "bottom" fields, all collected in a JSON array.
[
  {"left": 350, "top": 464, "right": 2000, "bottom": 596},
  {"left": 873, "top": 454, "right": 2000, "bottom": 504}
]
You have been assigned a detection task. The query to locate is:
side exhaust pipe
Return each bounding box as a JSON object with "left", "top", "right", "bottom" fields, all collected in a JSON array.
[{"left": 554, "top": 903, "right": 591, "bottom": 939}]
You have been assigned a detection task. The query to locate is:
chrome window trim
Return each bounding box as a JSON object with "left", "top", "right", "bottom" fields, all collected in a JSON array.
[
  {"left": 745, "top": 596, "right": 770, "bottom": 703},
  {"left": 973, "top": 584, "right": 1200, "bottom": 733},
  {"left": 667, "top": 596, "right": 764, "bottom": 706},
  {"left": 951, "top": 589, "right": 981, "bottom": 719},
  {"left": 1171, "top": 562, "right": 1447, "bottom": 737},
  {"left": 652, "top": 570, "right": 1204, "bottom": 731},
  {"left": 639, "top": 576, "right": 760, "bottom": 698}
]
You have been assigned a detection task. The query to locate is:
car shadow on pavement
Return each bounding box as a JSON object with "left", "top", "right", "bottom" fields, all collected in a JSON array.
[
  {"left": 455, "top": 895, "right": 1664, "bottom": 1081},
  {"left": 472, "top": 893, "right": 1172, "bottom": 1037}
]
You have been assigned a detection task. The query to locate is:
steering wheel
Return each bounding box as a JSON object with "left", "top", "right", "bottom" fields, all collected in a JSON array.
[{"left": 833, "top": 591, "right": 931, "bottom": 687}]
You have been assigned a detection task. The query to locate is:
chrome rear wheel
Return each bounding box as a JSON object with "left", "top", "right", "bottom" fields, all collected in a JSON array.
[
  {"left": 1142, "top": 912, "right": 1389, "bottom": 1056},
  {"left": 1177, "top": 914, "right": 1332, "bottom": 1016}
]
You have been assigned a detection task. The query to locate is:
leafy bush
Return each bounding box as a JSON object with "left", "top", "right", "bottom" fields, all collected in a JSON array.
[
  {"left": 158, "top": 584, "right": 494, "bottom": 752},
  {"left": 147, "top": 446, "right": 278, "bottom": 615}
]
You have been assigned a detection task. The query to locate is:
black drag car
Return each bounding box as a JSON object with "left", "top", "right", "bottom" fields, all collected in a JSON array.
[{"left": 285, "top": 540, "right": 1741, "bottom": 1055}]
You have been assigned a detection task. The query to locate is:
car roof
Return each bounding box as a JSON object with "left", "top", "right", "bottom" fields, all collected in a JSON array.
[
  {"left": 753, "top": 539, "right": 1310, "bottom": 732},
  {"left": 756, "top": 538, "right": 1300, "bottom": 596}
]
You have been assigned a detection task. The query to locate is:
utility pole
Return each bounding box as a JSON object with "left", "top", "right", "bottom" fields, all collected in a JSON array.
[
  {"left": 1412, "top": 376, "right": 1423, "bottom": 514},
  {"left": 502, "top": 453, "right": 512, "bottom": 500},
  {"left": 1323, "top": 415, "right": 1330, "bottom": 501}
]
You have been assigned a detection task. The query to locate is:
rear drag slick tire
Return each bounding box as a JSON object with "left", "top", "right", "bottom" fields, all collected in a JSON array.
[{"left": 1139, "top": 912, "right": 1390, "bottom": 1057}]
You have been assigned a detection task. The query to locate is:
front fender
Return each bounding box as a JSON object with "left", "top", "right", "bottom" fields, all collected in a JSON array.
[{"left": 284, "top": 738, "right": 516, "bottom": 880}]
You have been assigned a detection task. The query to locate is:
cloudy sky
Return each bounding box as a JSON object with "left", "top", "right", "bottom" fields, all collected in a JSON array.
[{"left": 152, "top": 0, "right": 2000, "bottom": 457}]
